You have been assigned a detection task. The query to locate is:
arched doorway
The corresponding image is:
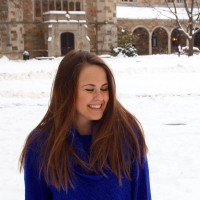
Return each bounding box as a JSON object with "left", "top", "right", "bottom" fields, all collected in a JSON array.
[
  {"left": 133, "top": 27, "right": 149, "bottom": 55},
  {"left": 61, "top": 32, "right": 74, "bottom": 56},
  {"left": 152, "top": 27, "right": 168, "bottom": 54},
  {"left": 171, "top": 29, "right": 186, "bottom": 53},
  {"left": 194, "top": 28, "right": 200, "bottom": 49}
]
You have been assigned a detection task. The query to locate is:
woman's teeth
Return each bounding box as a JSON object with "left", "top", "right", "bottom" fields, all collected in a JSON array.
[{"left": 89, "top": 104, "right": 101, "bottom": 109}]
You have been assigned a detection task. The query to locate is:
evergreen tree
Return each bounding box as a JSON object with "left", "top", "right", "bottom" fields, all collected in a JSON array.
[{"left": 113, "top": 27, "right": 138, "bottom": 57}]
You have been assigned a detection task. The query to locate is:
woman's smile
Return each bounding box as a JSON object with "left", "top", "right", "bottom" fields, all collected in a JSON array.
[{"left": 88, "top": 104, "right": 102, "bottom": 109}]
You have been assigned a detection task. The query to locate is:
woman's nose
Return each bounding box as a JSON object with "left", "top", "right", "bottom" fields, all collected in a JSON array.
[{"left": 94, "top": 90, "right": 103, "bottom": 100}]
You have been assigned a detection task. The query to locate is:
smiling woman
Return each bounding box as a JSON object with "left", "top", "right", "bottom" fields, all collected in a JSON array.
[
  {"left": 75, "top": 65, "right": 109, "bottom": 135},
  {"left": 19, "top": 50, "right": 151, "bottom": 200}
]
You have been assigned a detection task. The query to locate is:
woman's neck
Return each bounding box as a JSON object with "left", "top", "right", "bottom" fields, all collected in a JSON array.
[{"left": 75, "top": 121, "right": 92, "bottom": 135}]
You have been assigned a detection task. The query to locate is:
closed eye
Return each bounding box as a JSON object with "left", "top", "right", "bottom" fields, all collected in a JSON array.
[
  {"left": 85, "top": 88, "right": 94, "bottom": 92},
  {"left": 101, "top": 88, "right": 109, "bottom": 91},
  {"left": 101, "top": 84, "right": 109, "bottom": 91}
]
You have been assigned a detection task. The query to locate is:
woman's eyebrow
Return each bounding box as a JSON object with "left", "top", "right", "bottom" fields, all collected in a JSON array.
[
  {"left": 82, "top": 83, "right": 108, "bottom": 87},
  {"left": 82, "top": 84, "right": 95, "bottom": 87},
  {"left": 101, "top": 83, "right": 108, "bottom": 87}
]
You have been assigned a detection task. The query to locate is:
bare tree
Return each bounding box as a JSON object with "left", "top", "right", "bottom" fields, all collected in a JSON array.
[
  {"left": 146, "top": 0, "right": 200, "bottom": 56},
  {"left": 166, "top": 0, "right": 200, "bottom": 56}
]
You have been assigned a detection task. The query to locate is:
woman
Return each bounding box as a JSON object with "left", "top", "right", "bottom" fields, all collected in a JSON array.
[{"left": 19, "top": 50, "right": 151, "bottom": 199}]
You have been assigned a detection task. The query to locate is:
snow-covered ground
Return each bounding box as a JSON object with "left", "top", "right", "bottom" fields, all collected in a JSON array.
[{"left": 0, "top": 54, "right": 200, "bottom": 200}]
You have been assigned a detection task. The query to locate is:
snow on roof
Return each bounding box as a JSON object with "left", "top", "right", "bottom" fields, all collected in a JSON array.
[
  {"left": 117, "top": 6, "right": 199, "bottom": 20},
  {"left": 43, "top": 11, "right": 66, "bottom": 15},
  {"left": 44, "top": 20, "right": 87, "bottom": 23},
  {"left": 43, "top": 10, "right": 86, "bottom": 15},
  {"left": 68, "top": 11, "right": 86, "bottom": 15}
]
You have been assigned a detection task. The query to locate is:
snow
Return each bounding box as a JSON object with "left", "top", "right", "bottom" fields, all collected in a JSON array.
[
  {"left": 44, "top": 20, "right": 87, "bottom": 23},
  {"left": 43, "top": 11, "right": 67, "bottom": 15},
  {"left": 86, "top": 35, "right": 90, "bottom": 41},
  {"left": 68, "top": 11, "right": 86, "bottom": 15},
  {"left": 117, "top": 6, "right": 199, "bottom": 20},
  {"left": 48, "top": 36, "right": 52, "bottom": 42},
  {"left": 0, "top": 54, "right": 200, "bottom": 200},
  {"left": 43, "top": 11, "right": 86, "bottom": 15}
]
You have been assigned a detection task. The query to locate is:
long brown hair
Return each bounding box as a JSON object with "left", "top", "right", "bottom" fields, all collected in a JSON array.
[{"left": 19, "top": 50, "right": 147, "bottom": 190}]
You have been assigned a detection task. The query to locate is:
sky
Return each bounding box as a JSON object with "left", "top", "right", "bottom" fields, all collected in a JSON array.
[{"left": 0, "top": 53, "right": 200, "bottom": 200}]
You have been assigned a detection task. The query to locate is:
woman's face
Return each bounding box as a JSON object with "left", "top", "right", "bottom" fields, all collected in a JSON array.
[{"left": 75, "top": 64, "right": 109, "bottom": 129}]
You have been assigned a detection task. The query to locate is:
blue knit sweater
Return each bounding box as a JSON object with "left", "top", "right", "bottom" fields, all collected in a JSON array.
[{"left": 24, "top": 129, "right": 151, "bottom": 200}]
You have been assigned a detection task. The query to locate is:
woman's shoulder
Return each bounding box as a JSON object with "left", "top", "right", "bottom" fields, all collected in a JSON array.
[
  {"left": 28, "top": 128, "right": 49, "bottom": 149},
  {"left": 25, "top": 128, "right": 50, "bottom": 164}
]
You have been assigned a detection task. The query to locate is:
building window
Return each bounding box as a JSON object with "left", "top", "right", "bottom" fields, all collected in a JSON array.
[
  {"left": 76, "top": 2, "right": 81, "bottom": 11},
  {"left": 152, "top": 34, "right": 158, "bottom": 47},
  {"left": 63, "top": 0, "right": 68, "bottom": 11},
  {"left": 35, "top": 0, "right": 41, "bottom": 17},
  {"left": 56, "top": 0, "right": 61, "bottom": 10},
  {"left": 42, "top": 0, "right": 48, "bottom": 12},
  {"left": 46, "top": 0, "right": 82, "bottom": 12},
  {"left": 69, "top": 1, "right": 81, "bottom": 11},
  {"left": 69, "top": 2, "right": 74, "bottom": 11},
  {"left": 49, "top": 0, "right": 55, "bottom": 11}
]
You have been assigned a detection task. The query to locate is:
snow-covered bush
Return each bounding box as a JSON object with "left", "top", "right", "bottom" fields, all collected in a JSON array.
[
  {"left": 182, "top": 46, "right": 200, "bottom": 55},
  {"left": 113, "top": 43, "right": 138, "bottom": 57},
  {"left": 112, "top": 27, "right": 138, "bottom": 57}
]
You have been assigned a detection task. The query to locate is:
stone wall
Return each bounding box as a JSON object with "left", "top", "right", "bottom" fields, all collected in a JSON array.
[
  {"left": 8, "top": 0, "right": 24, "bottom": 53},
  {"left": 23, "top": 0, "right": 47, "bottom": 58},
  {"left": 0, "top": 0, "right": 9, "bottom": 56},
  {"left": 118, "top": 19, "right": 177, "bottom": 34},
  {"left": 85, "top": 0, "right": 117, "bottom": 54},
  {"left": 0, "top": 0, "right": 47, "bottom": 59}
]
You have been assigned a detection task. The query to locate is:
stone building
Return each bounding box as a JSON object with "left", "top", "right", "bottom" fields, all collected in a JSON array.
[{"left": 0, "top": 0, "right": 200, "bottom": 59}]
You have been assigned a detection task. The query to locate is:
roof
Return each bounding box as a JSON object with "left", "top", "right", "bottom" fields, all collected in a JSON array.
[{"left": 117, "top": 6, "right": 199, "bottom": 20}]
